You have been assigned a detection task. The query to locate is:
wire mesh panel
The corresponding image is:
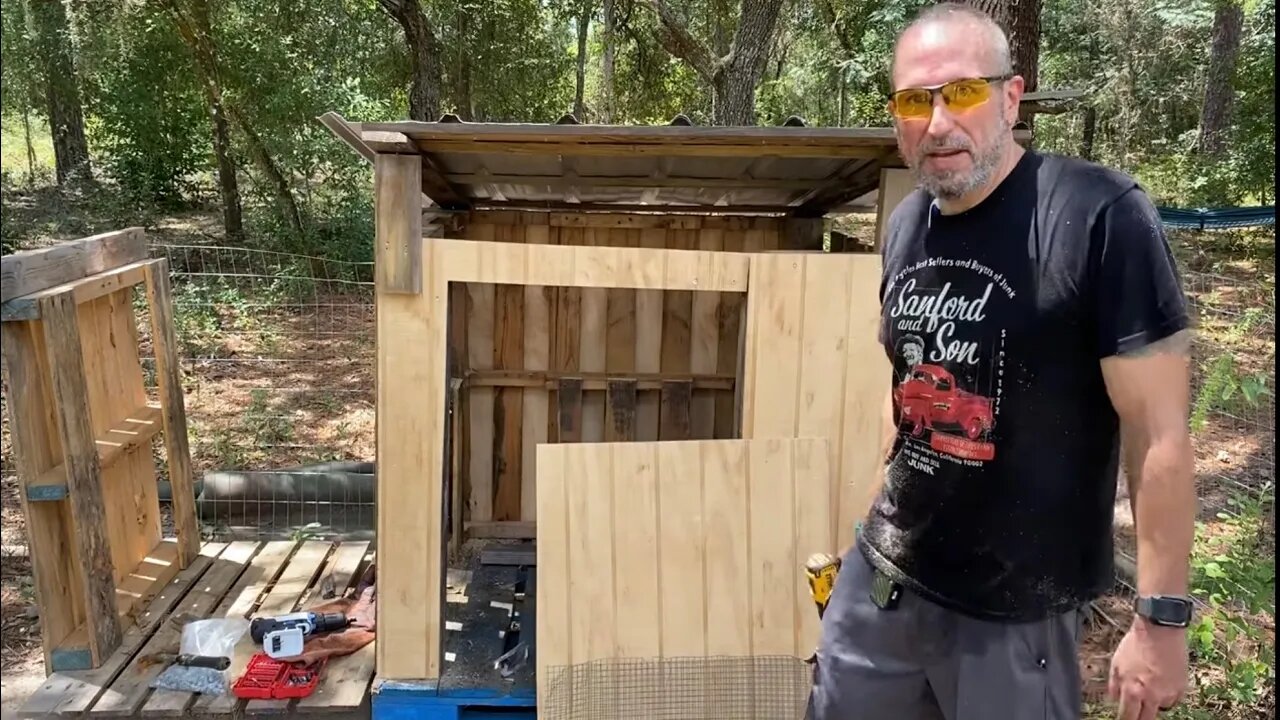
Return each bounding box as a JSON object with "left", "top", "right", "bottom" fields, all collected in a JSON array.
[
  {"left": 539, "top": 656, "right": 814, "bottom": 720},
  {"left": 1081, "top": 269, "right": 1276, "bottom": 716},
  {"left": 148, "top": 242, "right": 376, "bottom": 541}
]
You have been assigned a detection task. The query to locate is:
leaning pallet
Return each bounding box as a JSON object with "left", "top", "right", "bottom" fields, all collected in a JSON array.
[{"left": 0, "top": 229, "right": 200, "bottom": 674}]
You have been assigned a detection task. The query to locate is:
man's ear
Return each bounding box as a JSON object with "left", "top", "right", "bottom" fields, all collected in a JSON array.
[{"left": 1004, "top": 75, "right": 1025, "bottom": 124}]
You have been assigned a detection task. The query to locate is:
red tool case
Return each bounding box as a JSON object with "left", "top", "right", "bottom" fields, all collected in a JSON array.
[{"left": 231, "top": 653, "right": 325, "bottom": 699}]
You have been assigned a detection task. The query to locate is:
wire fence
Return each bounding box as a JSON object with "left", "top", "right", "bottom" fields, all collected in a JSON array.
[
  {"left": 149, "top": 242, "right": 377, "bottom": 542},
  {"left": 0, "top": 240, "right": 1273, "bottom": 706},
  {"left": 1081, "top": 268, "right": 1276, "bottom": 717}
]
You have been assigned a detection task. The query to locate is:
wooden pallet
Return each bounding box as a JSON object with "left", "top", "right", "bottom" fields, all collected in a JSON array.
[{"left": 18, "top": 539, "right": 377, "bottom": 720}]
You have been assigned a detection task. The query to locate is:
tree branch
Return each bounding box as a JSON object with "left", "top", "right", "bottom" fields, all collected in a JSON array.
[{"left": 647, "top": 0, "right": 719, "bottom": 83}]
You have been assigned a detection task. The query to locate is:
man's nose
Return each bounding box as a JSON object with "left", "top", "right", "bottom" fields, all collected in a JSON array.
[{"left": 925, "top": 96, "right": 956, "bottom": 138}]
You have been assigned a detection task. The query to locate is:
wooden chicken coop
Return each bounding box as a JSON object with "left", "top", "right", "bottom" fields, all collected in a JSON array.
[{"left": 318, "top": 113, "right": 1030, "bottom": 718}]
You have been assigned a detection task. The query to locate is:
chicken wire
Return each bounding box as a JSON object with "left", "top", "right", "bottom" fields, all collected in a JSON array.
[
  {"left": 539, "top": 656, "right": 813, "bottom": 720},
  {"left": 146, "top": 242, "right": 376, "bottom": 542}
]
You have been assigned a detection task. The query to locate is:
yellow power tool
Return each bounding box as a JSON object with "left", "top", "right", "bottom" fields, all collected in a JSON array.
[{"left": 804, "top": 552, "right": 842, "bottom": 620}]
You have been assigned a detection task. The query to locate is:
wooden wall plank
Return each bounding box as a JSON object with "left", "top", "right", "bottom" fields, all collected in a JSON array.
[
  {"left": 634, "top": 229, "right": 665, "bottom": 442},
  {"left": 691, "top": 229, "right": 723, "bottom": 439},
  {"left": 466, "top": 283, "right": 495, "bottom": 522},
  {"left": 578, "top": 229, "right": 607, "bottom": 443},
  {"left": 492, "top": 270, "right": 524, "bottom": 521},
  {"left": 521, "top": 280, "right": 552, "bottom": 522},
  {"left": 611, "top": 444, "right": 660, "bottom": 659},
  {"left": 740, "top": 252, "right": 889, "bottom": 552},
  {"left": 39, "top": 290, "right": 122, "bottom": 666},
  {"left": 659, "top": 230, "right": 694, "bottom": 375},
  {"left": 605, "top": 379, "right": 638, "bottom": 441},
  {"left": 534, "top": 444, "right": 569, "bottom": 705},
  {"left": 659, "top": 380, "right": 692, "bottom": 441},
  {"left": 535, "top": 438, "right": 832, "bottom": 711},
  {"left": 556, "top": 378, "right": 584, "bottom": 443},
  {"left": 435, "top": 238, "right": 749, "bottom": 292},
  {"left": 655, "top": 442, "right": 705, "bottom": 658}
]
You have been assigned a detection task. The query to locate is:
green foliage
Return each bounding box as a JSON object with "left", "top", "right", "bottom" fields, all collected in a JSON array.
[
  {"left": 80, "top": 3, "right": 209, "bottom": 205},
  {"left": 1190, "top": 307, "right": 1273, "bottom": 432},
  {"left": 1171, "top": 488, "right": 1276, "bottom": 719}
]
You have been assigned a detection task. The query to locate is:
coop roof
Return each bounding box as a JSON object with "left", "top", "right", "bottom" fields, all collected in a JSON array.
[{"left": 320, "top": 112, "right": 1032, "bottom": 216}]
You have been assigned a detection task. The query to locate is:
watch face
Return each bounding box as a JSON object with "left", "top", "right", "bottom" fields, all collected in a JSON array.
[{"left": 1139, "top": 596, "right": 1193, "bottom": 626}]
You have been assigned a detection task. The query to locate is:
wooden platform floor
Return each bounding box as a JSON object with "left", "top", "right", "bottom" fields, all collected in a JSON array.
[{"left": 19, "top": 538, "right": 377, "bottom": 720}]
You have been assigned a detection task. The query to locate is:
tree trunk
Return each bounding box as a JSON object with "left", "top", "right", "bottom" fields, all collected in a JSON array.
[
  {"left": 210, "top": 102, "right": 244, "bottom": 241},
  {"left": 23, "top": 107, "right": 38, "bottom": 186},
  {"left": 1079, "top": 104, "right": 1097, "bottom": 160},
  {"left": 163, "top": 0, "right": 303, "bottom": 241},
  {"left": 965, "top": 0, "right": 1040, "bottom": 93},
  {"left": 1196, "top": 1, "right": 1244, "bottom": 156},
  {"left": 649, "top": 0, "right": 785, "bottom": 126},
  {"left": 29, "top": 0, "right": 92, "bottom": 186},
  {"left": 575, "top": 8, "right": 590, "bottom": 121},
  {"left": 457, "top": 8, "right": 473, "bottom": 120},
  {"left": 601, "top": 0, "right": 616, "bottom": 123},
  {"left": 380, "top": 0, "right": 443, "bottom": 121}
]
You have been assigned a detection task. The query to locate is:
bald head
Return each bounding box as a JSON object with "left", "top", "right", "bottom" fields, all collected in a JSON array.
[{"left": 892, "top": 3, "right": 1012, "bottom": 91}]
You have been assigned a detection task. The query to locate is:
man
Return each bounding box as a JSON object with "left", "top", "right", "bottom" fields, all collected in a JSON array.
[{"left": 807, "top": 5, "right": 1197, "bottom": 720}]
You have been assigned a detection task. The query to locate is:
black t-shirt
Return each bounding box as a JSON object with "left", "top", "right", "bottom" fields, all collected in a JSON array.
[{"left": 859, "top": 149, "right": 1190, "bottom": 622}]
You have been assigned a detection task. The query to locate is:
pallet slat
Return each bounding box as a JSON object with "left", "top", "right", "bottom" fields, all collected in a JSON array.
[
  {"left": 89, "top": 543, "right": 254, "bottom": 717},
  {"left": 18, "top": 543, "right": 225, "bottom": 718}
]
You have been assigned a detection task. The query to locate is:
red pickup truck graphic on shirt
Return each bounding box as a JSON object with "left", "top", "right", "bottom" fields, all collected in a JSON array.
[{"left": 893, "top": 364, "right": 994, "bottom": 441}]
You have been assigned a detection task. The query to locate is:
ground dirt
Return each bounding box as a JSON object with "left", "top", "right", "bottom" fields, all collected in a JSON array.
[{"left": 0, "top": 193, "right": 1273, "bottom": 716}]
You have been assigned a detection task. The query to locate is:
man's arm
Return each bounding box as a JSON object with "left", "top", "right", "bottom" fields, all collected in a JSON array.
[{"left": 1100, "top": 328, "right": 1197, "bottom": 600}]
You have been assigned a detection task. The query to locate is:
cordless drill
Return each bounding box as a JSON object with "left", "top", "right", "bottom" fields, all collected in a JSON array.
[{"left": 250, "top": 612, "right": 352, "bottom": 659}]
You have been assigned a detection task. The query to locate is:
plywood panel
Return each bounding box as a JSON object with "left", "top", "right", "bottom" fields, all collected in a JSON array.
[
  {"left": 741, "top": 252, "right": 889, "bottom": 552},
  {"left": 535, "top": 438, "right": 833, "bottom": 707}
]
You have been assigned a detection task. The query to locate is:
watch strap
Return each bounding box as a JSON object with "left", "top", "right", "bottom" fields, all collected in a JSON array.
[{"left": 1135, "top": 595, "right": 1194, "bottom": 627}]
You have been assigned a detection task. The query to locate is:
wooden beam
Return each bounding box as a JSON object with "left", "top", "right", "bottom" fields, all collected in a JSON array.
[
  {"left": 363, "top": 121, "right": 902, "bottom": 146},
  {"left": 374, "top": 154, "right": 424, "bottom": 294},
  {"left": 781, "top": 218, "right": 824, "bottom": 250},
  {"left": 39, "top": 290, "right": 122, "bottom": 667},
  {"left": 1, "top": 259, "right": 152, "bottom": 322},
  {"left": 28, "top": 402, "right": 163, "bottom": 498},
  {"left": 408, "top": 139, "right": 891, "bottom": 159},
  {"left": 793, "top": 157, "right": 888, "bottom": 218},
  {"left": 465, "top": 521, "right": 537, "bottom": 539},
  {"left": 317, "top": 111, "right": 376, "bottom": 164},
  {"left": 874, "top": 168, "right": 917, "bottom": 251},
  {"left": 444, "top": 173, "right": 821, "bottom": 191},
  {"left": 472, "top": 200, "right": 792, "bottom": 215},
  {"left": 1, "top": 228, "right": 147, "bottom": 304},
  {"left": 433, "top": 237, "right": 749, "bottom": 291},
  {"left": 463, "top": 369, "right": 735, "bottom": 391},
  {"left": 143, "top": 259, "right": 200, "bottom": 567}
]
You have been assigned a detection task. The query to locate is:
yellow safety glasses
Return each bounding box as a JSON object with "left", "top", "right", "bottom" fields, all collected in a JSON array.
[{"left": 888, "top": 75, "right": 1012, "bottom": 120}]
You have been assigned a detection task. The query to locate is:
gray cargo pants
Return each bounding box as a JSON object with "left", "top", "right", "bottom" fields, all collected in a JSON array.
[{"left": 807, "top": 541, "right": 1085, "bottom": 720}]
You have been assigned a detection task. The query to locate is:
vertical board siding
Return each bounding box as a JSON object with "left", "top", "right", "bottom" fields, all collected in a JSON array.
[
  {"left": 458, "top": 212, "right": 773, "bottom": 525},
  {"left": 740, "top": 252, "right": 889, "bottom": 552},
  {"left": 535, "top": 438, "right": 833, "bottom": 710}
]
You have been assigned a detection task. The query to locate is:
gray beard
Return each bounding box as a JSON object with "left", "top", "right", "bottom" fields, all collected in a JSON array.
[{"left": 908, "top": 124, "right": 1011, "bottom": 202}]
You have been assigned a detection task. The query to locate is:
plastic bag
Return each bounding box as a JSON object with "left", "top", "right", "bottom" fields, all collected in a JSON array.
[{"left": 151, "top": 618, "right": 250, "bottom": 695}]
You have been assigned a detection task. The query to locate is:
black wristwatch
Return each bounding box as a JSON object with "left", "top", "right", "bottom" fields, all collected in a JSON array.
[{"left": 1134, "top": 595, "right": 1194, "bottom": 628}]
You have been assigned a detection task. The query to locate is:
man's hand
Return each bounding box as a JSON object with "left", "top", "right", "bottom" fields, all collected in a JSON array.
[{"left": 1108, "top": 616, "right": 1189, "bottom": 719}]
